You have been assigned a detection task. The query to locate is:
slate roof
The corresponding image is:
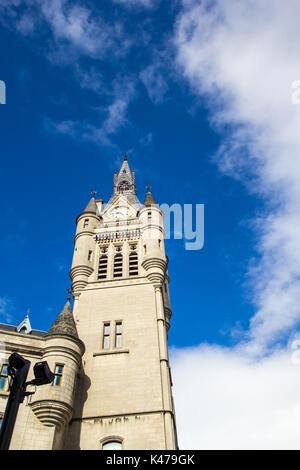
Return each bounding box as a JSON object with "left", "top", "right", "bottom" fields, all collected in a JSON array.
[{"left": 47, "top": 300, "right": 79, "bottom": 339}]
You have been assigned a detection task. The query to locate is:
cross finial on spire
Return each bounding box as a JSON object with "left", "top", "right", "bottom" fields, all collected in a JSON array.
[
  {"left": 66, "top": 288, "right": 72, "bottom": 302},
  {"left": 123, "top": 151, "right": 128, "bottom": 160},
  {"left": 146, "top": 183, "right": 151, "bottom": 192},
  {"left": 91, "top": 188, "right": 97, "bottom": 198}
]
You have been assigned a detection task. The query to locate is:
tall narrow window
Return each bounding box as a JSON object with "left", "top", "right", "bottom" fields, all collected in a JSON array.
[
  {"left": 0, "top": 364, "right": 8, "bottom": 391},
  {"left": 88, "top": 250, "right": 93, "bottom": 261},
  {"left": 115, "top": 322, "right": 122, "bottom": 348},
  {"left": 98, "top": 255, "right": 108, "bottom": 279},
  {"left": 103, "top": 323, "right": 111, "bottom": 349},
  {"left": 129, "top": 252, "right": 138, "bottom": 276},
  {"left": 53, "top": 365, "right": 64, "bottom": 387},
  {"left": 114, "top": 253, "right": 123, "bottom": 278},
  {"left": 84, "top": 218, "right": 89, "bottom": 228}
]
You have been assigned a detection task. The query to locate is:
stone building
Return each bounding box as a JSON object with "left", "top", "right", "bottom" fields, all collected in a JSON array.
[{"left": 0, "top": 156, "right": 178, "bottom": 450}]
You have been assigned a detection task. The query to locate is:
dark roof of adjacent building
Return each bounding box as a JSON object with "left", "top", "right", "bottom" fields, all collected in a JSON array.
[{"left": 0, "top": 323, "right": 47, "bottom": 337}]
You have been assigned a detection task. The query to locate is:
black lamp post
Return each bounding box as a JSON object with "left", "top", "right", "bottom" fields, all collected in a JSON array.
[{"left": 0, "top": 352, "right": 55, "bottom": 450}]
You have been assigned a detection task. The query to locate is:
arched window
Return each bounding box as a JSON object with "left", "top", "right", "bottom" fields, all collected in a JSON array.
[
  {"left": 98, "top": 255, "right": 108, "bottom": 279},
  {"left": 114, "top": 253, "right": 123, "bottom": 278},
  {"left": 129, "top": 252, "right": 138, "bottom": 276},
  {"left": 101, "top": 437, "right": 123, "bottom": 450},
  {"left": 103, "top": 441, "right": 122, "bottom": 450}
]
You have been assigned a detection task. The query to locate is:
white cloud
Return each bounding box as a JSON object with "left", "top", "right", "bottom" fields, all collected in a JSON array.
[
  {"left": 0, "top": 297, "right": 14, "bottom": 323},
  {"left": 0, "top": 0, "right": 131, "bottom": 62},
  {"left": 171, "top": 344, "right": 300, "bottom": 449},
  {"left": 140, "top": 60, "right": 169, "bottom": 104},
  {"left": 174, "top": 0, "right": 300, "bottom": 355}
]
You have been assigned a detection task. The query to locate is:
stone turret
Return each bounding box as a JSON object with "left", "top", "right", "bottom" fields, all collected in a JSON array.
[
  {"left": 140, "top": 187, "right": 167, "bottom": 287},
  {"left": 30, "top": 300, "right": 85, "bottom": 440},
  {"left": 70, "top": 196, "right": 100, "bottom": 293}
]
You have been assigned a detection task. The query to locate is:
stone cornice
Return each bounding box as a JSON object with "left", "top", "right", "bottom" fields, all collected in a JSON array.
[
  {"left": 0, "top": 339, "right": 44, "bottom": 358},
  {"left": 70, "top": 408, "right": 176, "bottom": 423}
]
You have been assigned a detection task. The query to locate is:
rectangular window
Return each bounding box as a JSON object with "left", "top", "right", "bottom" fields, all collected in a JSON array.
[
  {"left": 98, "top": 255, "right": 108, "bottom": 279},
  {"left": 0, "top": 364, "right": 8, "bottom": 391},
  {"left": 115, "top": 322, "right": 122, "bottom": 348},
  {"left": 103, "top": 323, "right": 111, "bottom": 349},
  {"left": 88, "top": 250, "right": 93, "bottom": 261},
  {"left": 84, "top": 219, "right": 89, "bottom": 228},
  {"left": 129, "top": 252, "right": 138, "bottom": 276},
  {"left": 53, "top": 364, "right": 64, "bottom": 386},
  {"left": 113, "top": 254, "right": 123, "bottom": 278}
]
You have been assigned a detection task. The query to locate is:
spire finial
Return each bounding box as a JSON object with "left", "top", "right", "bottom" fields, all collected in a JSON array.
[
  {"left": 91, "top": 188, "right": 97, "bottom": 199},
  {"left": 26, "top": 308, "right": 30, "bottom": 318},
  {"left": 146, "top": 183, "right": 151, "bottom": 193},
  {"left": 123, "top": 151, "right": 128, "bottom": 160},
  {"left": 66, "top": 288, "right": 72, "bottom": 302}
]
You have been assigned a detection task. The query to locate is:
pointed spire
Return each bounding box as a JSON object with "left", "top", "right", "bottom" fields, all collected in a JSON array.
[
  {"left": 48, "top": 300, "right": 79, "bottom": 339},
  {"left": 143, "top": 184, "right": 157, "bottom": 206},
  {"left": 113, "top": 153, "right": 136, "bottom": 196}
]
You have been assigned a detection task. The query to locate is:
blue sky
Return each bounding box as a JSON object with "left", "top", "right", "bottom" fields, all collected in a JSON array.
[
  {"left": 1, "top": 0, "right": 300, "bottom": 449},
  {"left": 0, "top": 0, "right": 258, "bottom": 348}
]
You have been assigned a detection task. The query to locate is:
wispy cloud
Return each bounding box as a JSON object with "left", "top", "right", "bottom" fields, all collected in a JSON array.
[
  {"left": 140, "top": 57, "right": 169, "bottom": 104},
  {"left": 0, "top": 297, "right": 14, "bottom": 323},
  {"left": 46, "top": 77, "right": 136, "bottom": 147},
  {"left": 0, "top": 0, "right": 132, "bottom": 63},
  {"left": 111, "top": 0, "right": 159, "bottom": 9}
]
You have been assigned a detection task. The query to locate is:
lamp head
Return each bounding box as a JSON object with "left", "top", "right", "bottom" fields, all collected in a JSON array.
[
  {"left": 31, "top": 361, "right": 55, "bottom": 386},
  {"left": 9, "top": 352, "right": 28, "bottom": 369}
]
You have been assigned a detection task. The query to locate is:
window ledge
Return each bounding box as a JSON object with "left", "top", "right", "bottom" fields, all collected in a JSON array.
[{"left": 93, "top": 349, "right": 129, "bottom": 357}]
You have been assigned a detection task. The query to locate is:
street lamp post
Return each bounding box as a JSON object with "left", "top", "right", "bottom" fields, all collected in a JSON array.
[{"left": 0, "top": 352, "right": 55, "bottom": 450}]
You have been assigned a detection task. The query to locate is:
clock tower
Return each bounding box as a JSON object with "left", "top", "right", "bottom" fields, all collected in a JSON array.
[{"left": 66, "top": 155, "right": 178, "bottom": 450}]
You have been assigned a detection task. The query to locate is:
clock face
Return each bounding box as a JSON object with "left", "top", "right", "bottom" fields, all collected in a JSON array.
[{"left": 110, "top": 206, "right": 129, "bottom": 219}]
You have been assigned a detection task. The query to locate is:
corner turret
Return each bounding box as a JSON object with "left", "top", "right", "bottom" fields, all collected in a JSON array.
[
  {"left": 70, "top": 195, "right": 100, "bottom": 293},
  {"left": 30, "top": 299, "right": 84, "bottom": 437}
]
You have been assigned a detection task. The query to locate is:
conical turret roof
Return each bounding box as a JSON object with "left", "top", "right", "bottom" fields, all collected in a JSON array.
[
  {"left": 48, "top": 300, "right": 79, "bottom": 339},
  {"left": 82, "top": 197, "right": 97, "bottom": 215},
  {"left": 143, "top": 188, "right": 157, "bottom": 206}
]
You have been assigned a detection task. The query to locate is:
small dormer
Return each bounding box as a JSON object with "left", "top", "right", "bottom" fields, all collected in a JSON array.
[{"left": 16, "top": 313, "right": 32, "bottom": 334}]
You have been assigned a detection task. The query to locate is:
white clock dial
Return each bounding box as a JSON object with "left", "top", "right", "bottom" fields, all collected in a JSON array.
[{"left": 110, "top": 207, "right": 129, "bottom": 219}]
